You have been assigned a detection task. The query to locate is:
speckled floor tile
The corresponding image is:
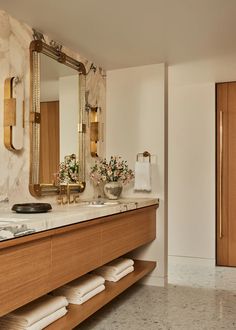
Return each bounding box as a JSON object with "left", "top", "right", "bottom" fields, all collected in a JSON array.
[
  {"left": 75, "top": 264, "right": 236, "bottom": 330},
  {"left": 168, "top": 258, "right": 236, "bottom": 291}
]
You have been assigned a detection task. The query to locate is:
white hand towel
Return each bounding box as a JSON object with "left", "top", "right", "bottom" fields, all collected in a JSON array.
[
  {"left": 134, "top": 161, "right": 151, "bottom": 192},
  {"left": 93, "top": 258, "right": 134, "bottom": 277},
  {"left": 53, "top": 274, "right": 105, "bottom": 298},
  {"left": 2, "top": 295, "right": 68, "bottom": 327},
  {"left": 57, "top": 284, "right": 105, "bottom": 305},
  {"left": 95, "top": 266, "right": 134, "bottom": 282},
  {"left": 0, "top": 307, "right": 67, "bottom": 330}
]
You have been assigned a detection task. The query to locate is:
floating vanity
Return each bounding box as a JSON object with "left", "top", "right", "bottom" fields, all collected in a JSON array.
[{"left": 0, "top": 198, "right": 159, "bottom": 329}]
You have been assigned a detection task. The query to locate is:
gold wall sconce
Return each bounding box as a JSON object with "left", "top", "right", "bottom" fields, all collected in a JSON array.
[
  {"left": 90, "top": 106, "right": 102, "bottom": 157},
  {"left": 4, "top": 77, "right": 24, "bottom": 151}
]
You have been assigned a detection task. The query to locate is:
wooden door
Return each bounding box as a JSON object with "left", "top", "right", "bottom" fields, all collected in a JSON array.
[
  {"left": 40, "top": 101, "right": 59, "bottom": 184},
  {"left": 216, "top": 82, "right": 236, "bottom": 266}
]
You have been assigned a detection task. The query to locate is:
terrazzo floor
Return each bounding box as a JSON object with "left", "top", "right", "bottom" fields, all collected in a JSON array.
[{"left": 77, "top": 260, "right": 236, "bottom": 330}]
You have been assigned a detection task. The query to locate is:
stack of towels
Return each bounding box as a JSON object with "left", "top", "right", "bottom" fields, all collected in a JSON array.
[
  {"left": 53, "top": 274, "right": 105, "bottom": 305},
  {"left": 93, "top": 258, "right": 134, "bottom": 282},
  {"left": 0, "top": 295, "right": 68, "bottom": 330}
]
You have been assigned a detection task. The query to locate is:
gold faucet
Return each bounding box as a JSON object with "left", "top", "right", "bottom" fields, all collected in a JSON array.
[
  {"left": 66, "top": 184, "right": 74, "bottom": 204},
  {"left": 57, "top": 195, "right": 67, "bottom": 205},
  {"left": 57, "top": 184, "right": 80, "bottom": 204}
]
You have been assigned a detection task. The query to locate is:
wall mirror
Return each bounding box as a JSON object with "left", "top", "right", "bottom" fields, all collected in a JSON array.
[{"left": 29, "top": 40, "right": 86, "bottom": 197}]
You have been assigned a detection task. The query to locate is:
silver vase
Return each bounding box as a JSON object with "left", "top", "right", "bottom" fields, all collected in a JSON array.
[{"left": 104, "top": 181, "right": 123, "bottom": 200}]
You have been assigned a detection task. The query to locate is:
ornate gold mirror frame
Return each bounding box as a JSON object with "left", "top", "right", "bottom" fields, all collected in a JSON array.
[{"left": 29, "top": 40, "right": 86, "bottom": 197}]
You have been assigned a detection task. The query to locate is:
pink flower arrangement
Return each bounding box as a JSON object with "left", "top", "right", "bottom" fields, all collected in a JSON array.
[
  {"left": 58, "top": 154, "right": 79, "bottom": 184},
  {"left": 90, "top": 156, "right": 134, "bottom": 185}
]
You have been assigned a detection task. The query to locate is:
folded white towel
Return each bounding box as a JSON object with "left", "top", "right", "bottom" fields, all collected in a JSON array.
[
  {"left": 134, "top": 161, "right": 151, "bottom": 191},
  {"left": 53, "top": 274, "right": 104, "bottom": 298},
  {"left": 95, "top": 266, "right": 134, "bottom": 282},
  {"left": 93, "top": 258, "right": 134, "bottom": 277},
  {"left": 54, "top": 284, "right": 105, "bottom": 305},
  {"left": 0, "top": 295, "right": 68, "bottom": 327},
  {"left": 27, "top": 306, "right": 67, "bottom": 330},
  {"left": 0, "top": 307, "right": 67, "bottom": 330}
]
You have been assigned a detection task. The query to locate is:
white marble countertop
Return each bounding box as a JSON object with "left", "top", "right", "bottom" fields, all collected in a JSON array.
[{"left": 0, "top": 198, "right": 159, "bottom": 242}]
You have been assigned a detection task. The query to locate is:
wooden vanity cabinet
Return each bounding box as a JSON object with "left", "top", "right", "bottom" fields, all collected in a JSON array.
[
  {"left": 0, "top": 205, "right": 157, "bottom": 328},
  {"left": 51, "top": 223, "right": 102, "bottom": 289},
  {"left": 0, "top": 238, "right": 51, "bottom": 316},
  {"left": 101, "top": 207, "right": 156, "bottom": 264}
]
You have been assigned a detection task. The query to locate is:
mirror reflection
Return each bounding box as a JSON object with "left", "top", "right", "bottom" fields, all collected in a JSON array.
[{"left": 39, "top": 54, "right": 80, "bottom": 184}]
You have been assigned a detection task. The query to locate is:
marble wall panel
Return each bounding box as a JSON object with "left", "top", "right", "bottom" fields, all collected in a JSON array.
[{"left": 0, "top": 10, "right": 106, "bottom": 205}]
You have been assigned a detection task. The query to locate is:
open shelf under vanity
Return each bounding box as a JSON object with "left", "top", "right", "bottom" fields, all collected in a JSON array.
[{"left": 46, "top": 260, "right": 156, "bottom": 330}]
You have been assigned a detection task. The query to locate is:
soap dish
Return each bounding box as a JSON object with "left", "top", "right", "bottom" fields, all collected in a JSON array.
[{"left": 12, "top": 203, "right": 52, "bottom": 213}]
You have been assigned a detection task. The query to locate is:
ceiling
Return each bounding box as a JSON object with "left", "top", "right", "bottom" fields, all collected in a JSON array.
[{"left": 1, "top": 0, "right": 236, "bottom": 70}]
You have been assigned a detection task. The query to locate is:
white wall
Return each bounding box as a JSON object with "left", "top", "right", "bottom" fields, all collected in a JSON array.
[
  {"left": 106, "top": 63, "right": 168, "bottom": 286},
  {"left": 168, "top": 82, "right": 215, "bottom": 259},
  {"left": 41, "top": 79, "right": 59, "bottom": 102},
  {"left": 168, "top": 54, "right": 236, "bottom": 262},
  {"left": 59, "top": 75, "right": 79, "bottom": 161}
]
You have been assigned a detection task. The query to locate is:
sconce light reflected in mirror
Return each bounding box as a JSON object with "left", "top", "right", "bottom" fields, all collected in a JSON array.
[
  {"left": 4, "top": 77, "right": 24, "bottom": 151},
  {"left": 90, "top": 106, "right": 100, "bottom": 157},
  {"left": 85, "top": 91, "right": 103, "bottom": 157},
  {"left": 89, "top": 107, "right": 104, "bottom": 157}
]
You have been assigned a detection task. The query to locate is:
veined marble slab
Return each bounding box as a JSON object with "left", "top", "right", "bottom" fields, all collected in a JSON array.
[{"left": 0, "top": 198, "right": 159, "bottom": 242}]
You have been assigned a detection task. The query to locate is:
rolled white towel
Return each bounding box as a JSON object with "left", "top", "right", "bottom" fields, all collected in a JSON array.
[
  {"left": 55, "top": 284, "right": 105, "bottom": 305},
  {"left": 95, "top": 266, "right": 134, "bottom": 282},
  {"left": 53, "top": 274, "right": 105, "bottom": 298},
  {"left": 0, "top": 307, "right": 67, "bottom": 330},
  {"left": 93, "top": 258, "right": 134, "bottom": 277},
  {"left": 0, "top": 295, "right": 68, "bottom": 328}
]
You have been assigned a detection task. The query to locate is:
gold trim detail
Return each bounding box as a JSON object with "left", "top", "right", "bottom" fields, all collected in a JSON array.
[
  {"left": 29, "top": 40, "right": 86, "bottom": 196},
  {"left": 30, "top": 112, "right": 41, "bottom": 123}
]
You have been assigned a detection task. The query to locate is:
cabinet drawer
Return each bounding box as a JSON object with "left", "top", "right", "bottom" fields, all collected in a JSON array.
[
  {"left": 0, "top": 238, "right": 51, "bottom": 317},
  {"left": 51, "top": 224, "right": 102, "bottom": 289},
  {"left": 101, "top": 208, "right": 156, "bottom": 264}
]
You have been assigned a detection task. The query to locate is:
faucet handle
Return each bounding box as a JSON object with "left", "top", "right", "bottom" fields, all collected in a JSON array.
[
  {"left": 57, "top": 196, "right": 63, "bottom": 205},
  {"left": 57, "top": 195, "right": 68, "bottom": 205},
  {"left": 73, "top": 194, "right": 80, "bottom": 203}
]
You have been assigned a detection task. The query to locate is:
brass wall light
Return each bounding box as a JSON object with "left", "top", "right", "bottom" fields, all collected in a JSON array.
[{"left": 4, "top": 77, "right": 24, "bottom": 151}]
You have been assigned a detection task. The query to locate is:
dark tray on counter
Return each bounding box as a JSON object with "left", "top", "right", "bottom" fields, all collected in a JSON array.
[{"left": 12, "top": 203, "right": 52, "bottom": 213}]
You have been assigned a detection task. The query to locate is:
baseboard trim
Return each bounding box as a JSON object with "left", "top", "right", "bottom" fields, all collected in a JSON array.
[
  {"left": 141, "top": 274, "right": 168, "bottom": 287},
  {"left": 169, "top": 255, "right": 215, "bottom": 267}
]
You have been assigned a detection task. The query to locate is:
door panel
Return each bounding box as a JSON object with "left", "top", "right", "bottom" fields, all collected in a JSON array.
[
  {"left": 216, "top": 82, "right": 236, "bottom": 266},
  {"left": 228, "top": 84, "right": 236, "bottom": 265},
  {"left": 40, "top": 101, "right": 59, "bottom": 184}
]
